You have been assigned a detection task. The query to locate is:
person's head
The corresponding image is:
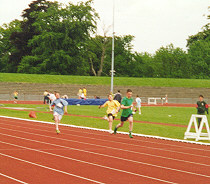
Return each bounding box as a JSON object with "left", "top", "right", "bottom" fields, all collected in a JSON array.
[
  {"left": 108, "top": 94, "right": 113, "bottom": 101},
  {"left": 55, "top": 92, "right": 60, "bottom": 99},
  {"left": 199, "top": 95, "right": 204, "bottom": 101},
  {"left": 117, "top": 90, "right": 120, "bottom": 93},
  {"left": 136, "top": 95, "right": 139, "bottom": 97},
  {"left": 126, "top": 89, "right": 132, "bottom": 98}
]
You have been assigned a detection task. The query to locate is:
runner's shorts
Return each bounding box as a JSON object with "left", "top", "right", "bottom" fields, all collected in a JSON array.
[{"left": 53, "top": 111, "right": 63, "bottom": 121}]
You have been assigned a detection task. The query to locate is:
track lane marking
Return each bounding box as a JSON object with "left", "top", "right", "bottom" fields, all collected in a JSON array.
[
  {"left": 0, "top": 153, "right": 104, "bottom": 184},
  {"left": 1, "top": 115, "right": 209, "bottom": 146},
  {"left": 1, "top": 118, "right": 209, "bottom": 153},
  {"left": 0, "top": 173, "right": 28, "bottom": 184},
  {"left": 0, "top": 127, "right": 210, "bottom": 167},
  {"left": 0, "top": 132, "right": 210, "bottom": 179},
  {"left": 0, "top": 140, "right": 177, "bottom": 184}
]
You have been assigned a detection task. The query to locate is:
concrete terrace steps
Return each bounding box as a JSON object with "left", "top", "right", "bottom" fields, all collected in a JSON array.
[{"left": 0, "top": 82, "right": 209, "bottom": 100}]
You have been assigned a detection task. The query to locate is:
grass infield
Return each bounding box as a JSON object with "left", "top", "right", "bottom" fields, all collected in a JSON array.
[
  {"left": 1, "top": 103, "right": 208, "bottom": 141},
  {"left": 0, "top": 73, "right": 209, "bottom": 88}
]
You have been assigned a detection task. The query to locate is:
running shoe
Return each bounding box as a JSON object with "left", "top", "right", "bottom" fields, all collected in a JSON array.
[
  {"left": 114, "top": 127, "right": 117, "bottom": 134},
  {"left": 109, "top": 130, "right": 114, "bottom": 134},
  {"left": 56, "top": 130, "right": 60, "bottom": 134},
  {"left": 129, "top": 133, "right": 133, "bottom": 138},
  {"left": 103, "top": 116, "right": 108, "bottom": 120}
]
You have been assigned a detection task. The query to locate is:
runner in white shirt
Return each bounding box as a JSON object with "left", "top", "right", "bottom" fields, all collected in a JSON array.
[{"left": 136, "top": 95, "right": 142, "bottom": 114}]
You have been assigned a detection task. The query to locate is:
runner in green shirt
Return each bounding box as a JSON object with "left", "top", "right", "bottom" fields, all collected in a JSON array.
[{"left": 114, "top": 89, "right": 136, "bottom": 138}]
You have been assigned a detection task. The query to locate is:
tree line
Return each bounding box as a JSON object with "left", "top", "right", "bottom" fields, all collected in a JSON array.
[{"left": 0, "top": 0, "right": 209, "bottom": 79}]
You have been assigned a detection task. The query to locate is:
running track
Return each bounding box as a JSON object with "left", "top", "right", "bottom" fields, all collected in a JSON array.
[{"left": 0, "top": 116, "right": 210, "bottom": 184}]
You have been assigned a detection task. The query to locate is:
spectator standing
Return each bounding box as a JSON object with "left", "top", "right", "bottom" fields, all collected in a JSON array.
[
  {"left": 83, "top": 87, "right": 87, "bottom": 98},
  {"left": 196, "top": 95, "right": 209, "bottom": 127},
  {"left": 165, "top": 94, "right": 168, "bottom": 104},
  {"left": 114, "top": 90, "right": 122, "bottom": 104},
  {"left": 136, "top": 95, "right": 142, "bottom": 114},
  {"left": 94, "top": 95, "right": 100, "bottom": 99},
  {"left": 62, "top": 95, "right": 68, "bottom": 99},
  {"left": 13, "top": 91, "right": 18, "bottom": 103},
  {"left": 43, "top": 90, "right": 49, "bottom": 104},
  {"left": 78, "top": 88, "right": 83, "bottom": 99},
  {"left": 49, "top": 92, "right": 56, "bottom": 111}
]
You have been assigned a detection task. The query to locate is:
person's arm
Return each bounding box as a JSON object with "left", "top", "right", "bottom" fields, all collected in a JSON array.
[
  {"left": 49, "top": 105, "right": 53, "bottom": 111},
  {"left": 196, "top": 102, "right": 199, "bottom": 109},
  {"left": 116, "top": 106, "right": 120, "bottom": 113},
  {"left": 113, "top": 101, "right": 120, "bottom": 113},
  {"left": 121, "top": 104, "right": 132, "bottom": 109},
  {"left": 64, "top": 105, "right": 68, "bottom": 114},
  {"left": 99, "top": 102, "right": 107, "bottom": 109},
  {"left": 49, "top": 101, "right": 54, "bottom": 112},
  {"left": 205, "top": 102, "right": 209, "bottom": 114}
]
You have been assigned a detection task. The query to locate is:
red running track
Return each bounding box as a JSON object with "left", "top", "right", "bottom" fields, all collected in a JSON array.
[{"left": 0, "top": 116, "right": 210, "bottom": 184}]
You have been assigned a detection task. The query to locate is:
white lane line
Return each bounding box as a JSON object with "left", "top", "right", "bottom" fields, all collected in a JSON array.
[
  {"left": 0, "top": 132, "right": 210, "bottom": 179},
  {"left": 1, "top": 115, "right": 210, "bottom": 146},
  {"left": 0, "top": 140, "right": 177, "bottom": 184},
  {"left": 0, "top": 153, "right": 104, "bottom": 184},
  {"left": 1, "top": 125, "right": 210, "bottom": 164},
  {"left": 0, "top": 172, "right": 28, "bottom": 184},
  {"left": 1, "top": 118, "right": 209, "bottom": 153},
  {"left": 3, "top": 121, "right": 209, "bottom": 161}
]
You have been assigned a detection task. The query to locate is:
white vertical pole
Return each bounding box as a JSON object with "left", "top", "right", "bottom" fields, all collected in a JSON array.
[{"left": 111, "top": 0, "right": 115, "bottom": 93}]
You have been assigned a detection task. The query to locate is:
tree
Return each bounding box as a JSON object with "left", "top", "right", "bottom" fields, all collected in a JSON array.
[
  {"left": 86, "top": 34, "right": 111, "bottom": 76},
  {"left": 18, "top": 0, "right": 99, "bottom": 75},
  {"left": 9, "top": 0, "right": 55, "bottom": 72},
  {"left": 187, "top": 13, "right": 210, "bottom": 79},
  {"left": 132, "top": 52, "right": 154, "bottom": 77},
  {"left": 0, "top": 20, "right": 21, "bottom": 72},
  {"left": 153, "top": 44, "right": 189, "bottom": 78}
]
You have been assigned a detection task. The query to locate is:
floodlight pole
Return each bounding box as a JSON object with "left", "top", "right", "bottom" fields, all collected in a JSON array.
[{"left": 111, "top": 0, "right": 115, "bottom": 94}]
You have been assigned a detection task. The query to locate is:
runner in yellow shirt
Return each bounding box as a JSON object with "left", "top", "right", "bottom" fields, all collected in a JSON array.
[{"left": 99, "top": 94, "right": 120, "bottom": 134}]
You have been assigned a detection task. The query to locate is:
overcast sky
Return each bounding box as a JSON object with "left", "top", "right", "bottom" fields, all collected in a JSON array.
[{"left": 0, "top": 0, "right": 209, "bottom": 53}]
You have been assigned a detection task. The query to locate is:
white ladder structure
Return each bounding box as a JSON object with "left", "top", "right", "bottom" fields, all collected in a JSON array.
[{"left": 184, "top": 114, "right": 210, "bottom": 141}]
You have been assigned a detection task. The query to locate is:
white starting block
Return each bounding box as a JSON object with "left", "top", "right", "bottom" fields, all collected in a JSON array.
[
  {"left": 148, "top": 98, "right": 162, "bottom": 105},
  {"left": 184, "top": 114, "right": 210, "bottom": 141}
]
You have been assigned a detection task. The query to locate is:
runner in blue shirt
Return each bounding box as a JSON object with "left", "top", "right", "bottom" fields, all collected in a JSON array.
[{"left": 50, "top": 92, "right": 68, "bottom": 134}]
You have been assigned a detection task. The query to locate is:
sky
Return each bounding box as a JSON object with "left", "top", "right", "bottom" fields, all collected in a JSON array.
[{"left": 0, "top": 0, "right": 209, "bottom": 53}]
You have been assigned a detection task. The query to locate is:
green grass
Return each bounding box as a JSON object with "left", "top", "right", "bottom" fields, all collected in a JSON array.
[
  {"left": 1, "top": 103, "right": 207, "bottom": 141},
  {"left": 0, "top": 73, "right": 209, "bottom": 88}
]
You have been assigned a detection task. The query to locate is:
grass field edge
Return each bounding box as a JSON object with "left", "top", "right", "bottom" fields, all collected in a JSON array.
[{"left": 1, "top": 115, "right": 209, "bottom": 146}]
